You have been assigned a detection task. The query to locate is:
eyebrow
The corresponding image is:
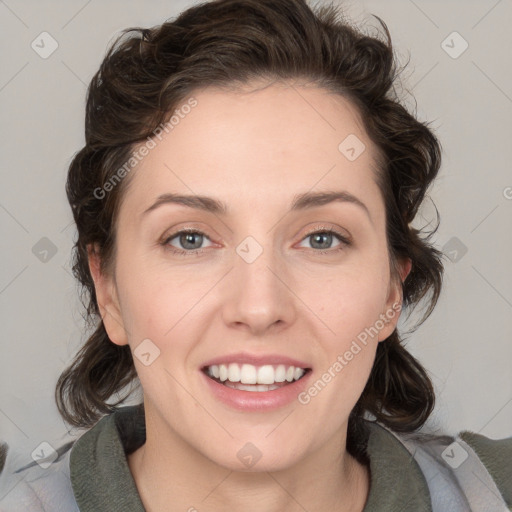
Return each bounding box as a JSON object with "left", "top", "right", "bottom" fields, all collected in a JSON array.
[
  {"left": 142, "top": 193, "right": 228, "bottom": 216},
  {"left": 141, "top": 190, "right": 370, "bottom": 220},
  {"left": 291, "top": 190, "right": 370, "bottom": 219}
]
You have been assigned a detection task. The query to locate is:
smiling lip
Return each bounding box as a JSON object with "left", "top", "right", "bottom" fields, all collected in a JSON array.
[
  {"left": 200, "top": 352, "right": 312, "bottom": 411},
  {"left": 200, "top": 369, "right": 312, "bottom": 411},
  {"left": 201, "top": 352, "right": 311, "bottom": 370}
]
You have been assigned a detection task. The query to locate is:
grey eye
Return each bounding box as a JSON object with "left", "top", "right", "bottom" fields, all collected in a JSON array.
[
  {"left": 178, "top": 232, "right": 204, "bottom": 250},
  {"left": 309, "top": 232, "right": 334, "bottom": 249}
]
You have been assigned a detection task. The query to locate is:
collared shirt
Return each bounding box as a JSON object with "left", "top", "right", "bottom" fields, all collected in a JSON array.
[{"left": 0, "top": 405, "right": 510, "bottom": 511}]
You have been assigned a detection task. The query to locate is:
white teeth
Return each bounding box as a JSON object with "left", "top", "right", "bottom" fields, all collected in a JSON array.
[
  {"left": 224, "top": 381, "right": 281, "bottom": 392},
  {"left": 275, "top": 365, "right": 286, "bottom": 382},
  {"left": 206, "top": 363, "right": 306, "bottom": 385},
  {"left": 240, "top": 364, "right": 257, "bottom": 384},
  {"left": 228, "top": 363, "right": 241, "bottom": 382},
  {"left": 219, "top": 364, "right": 228, "bottom": 382},
  {"left": 257, "top": 365, "right": 275, "bottom": 385}
]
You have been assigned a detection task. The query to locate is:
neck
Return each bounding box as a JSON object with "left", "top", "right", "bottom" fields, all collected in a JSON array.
[{"left": 128, "top": 410, "right": 369, "bottom": 512}]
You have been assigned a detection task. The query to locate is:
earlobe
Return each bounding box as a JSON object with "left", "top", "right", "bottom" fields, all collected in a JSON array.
[
  {"left": 87, "top": 244, "right": 128, "bottom": 346},
  {"left": 399, "top": 257, "right": 412, "bottom": 284},
  {"left": 378, "top": 257, "right": 412, "bottom": 342}
]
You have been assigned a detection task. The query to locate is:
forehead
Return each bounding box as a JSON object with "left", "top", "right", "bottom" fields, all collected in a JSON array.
[{"left": 122, "top": 81, "right": 383, "bottom": 216}]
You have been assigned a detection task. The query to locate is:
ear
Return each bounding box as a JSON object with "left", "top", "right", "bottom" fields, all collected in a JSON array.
[
  {"left": 87, "top": 244, "right": 128, "bottom": 346},
  {"left": 377, "top": 257, "right": 412, "bottom": 342}
]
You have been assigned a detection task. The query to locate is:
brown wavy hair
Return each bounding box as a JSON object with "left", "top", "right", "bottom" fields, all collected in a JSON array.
[{"left": 57, "top": 0, "right": 444, "bottom": 458}]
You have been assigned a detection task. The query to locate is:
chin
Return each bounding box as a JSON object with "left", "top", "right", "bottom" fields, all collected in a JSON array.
[{"left": 198, "top": 435, "right": 306, "bottom": 473}]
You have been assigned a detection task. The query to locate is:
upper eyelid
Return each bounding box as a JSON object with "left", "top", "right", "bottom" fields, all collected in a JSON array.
[
  {"left": 165, "top": 226, "right": 346, "bottom": 237},
  {"left": 302, "top": 225, "right": 347, "bottom": 236},
  {"left": 162, "top": 225, "right": 214, "bottom": 241}
]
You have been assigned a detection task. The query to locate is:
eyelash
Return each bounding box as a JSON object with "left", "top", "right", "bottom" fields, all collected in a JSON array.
[{"left": 161, "top": 226, "right": 351, "bottom": 257}]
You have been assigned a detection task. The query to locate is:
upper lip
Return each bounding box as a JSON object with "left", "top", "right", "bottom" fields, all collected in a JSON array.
[{"left": 201, "top": 352, "right": 312, "bottom": 370}]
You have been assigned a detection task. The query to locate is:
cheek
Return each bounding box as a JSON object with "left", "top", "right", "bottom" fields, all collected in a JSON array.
[
  {"left": 300, "top": 265, "right": 389, "bottom": 341},
  {"left": 115, "top": 252, "right": 210, "bottom": 340},
  {"left": 294, "top": 261, "right": 388, "bottom": 399},
  {"left": 298, "top": 275, "right": 383, "bottom": 418},
  {"left": 114, "top": 265, "right": 206, "bottom": 403}
]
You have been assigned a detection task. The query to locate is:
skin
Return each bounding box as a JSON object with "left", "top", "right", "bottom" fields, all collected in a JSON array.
[{"left": 89, "top": 80, "right": 411, "bottom": 512}]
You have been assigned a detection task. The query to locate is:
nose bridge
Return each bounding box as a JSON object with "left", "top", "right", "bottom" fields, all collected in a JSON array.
[{"left": 222, "top": 233, "right": 295, "bottom": 332}]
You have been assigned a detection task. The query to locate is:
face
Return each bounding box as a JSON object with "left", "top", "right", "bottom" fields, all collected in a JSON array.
[{"left": 89, "top": 80, "right": 409, "bottom": 472}]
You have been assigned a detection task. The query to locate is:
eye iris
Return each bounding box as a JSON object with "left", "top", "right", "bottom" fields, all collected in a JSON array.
[
  {"left": 311, "top": 232, "right": 332, "bottom": 249},
  {"left": 180, "top": 232, "right": 203, "bottom": 250}
]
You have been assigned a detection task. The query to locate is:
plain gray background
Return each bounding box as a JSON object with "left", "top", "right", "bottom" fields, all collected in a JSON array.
[{"left": 1, "top": 0, "right": 511, "bottom": 455}]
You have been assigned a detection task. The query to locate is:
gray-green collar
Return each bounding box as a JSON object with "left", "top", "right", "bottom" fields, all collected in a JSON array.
[{"left": 70, "top": 405, "right": 432, "bottom": 511}]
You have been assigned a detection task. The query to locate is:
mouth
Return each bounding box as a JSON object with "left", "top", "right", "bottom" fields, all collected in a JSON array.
[{"left": 201, "top": 363, "right": 312, "bottom": 392}]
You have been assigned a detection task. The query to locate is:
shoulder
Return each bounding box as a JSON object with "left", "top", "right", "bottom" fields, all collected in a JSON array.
[
  {"left": 0, "top": 439, "right": 80, "bottom": 511},
  {"left": 458, "top": 429, "right": 512, "bottom": 506},
  {"left": 0, "top": 407, "right": 141, "bottom": 512},
  {"left": 391, "top": 424, "right": 512, "bottom": 510}
]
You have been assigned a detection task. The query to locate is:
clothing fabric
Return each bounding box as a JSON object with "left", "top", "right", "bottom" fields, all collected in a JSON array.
[{"left": 0, "top": 405, "right": 510, "bottom": 511}]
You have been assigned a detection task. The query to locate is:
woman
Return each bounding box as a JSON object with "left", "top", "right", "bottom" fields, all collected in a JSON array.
[{"left": 0, "top": 0, "right": 510, "bottom": 510}]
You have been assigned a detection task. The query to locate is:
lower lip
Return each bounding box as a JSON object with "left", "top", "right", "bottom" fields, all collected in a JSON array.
[{"left": 200, "top": 370, "right": 312, "bottom": 411}]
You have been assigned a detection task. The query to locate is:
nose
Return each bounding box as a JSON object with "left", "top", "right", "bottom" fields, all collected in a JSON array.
[{"left": 221, "top": 241, "right": 297, "bottom": 336}]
